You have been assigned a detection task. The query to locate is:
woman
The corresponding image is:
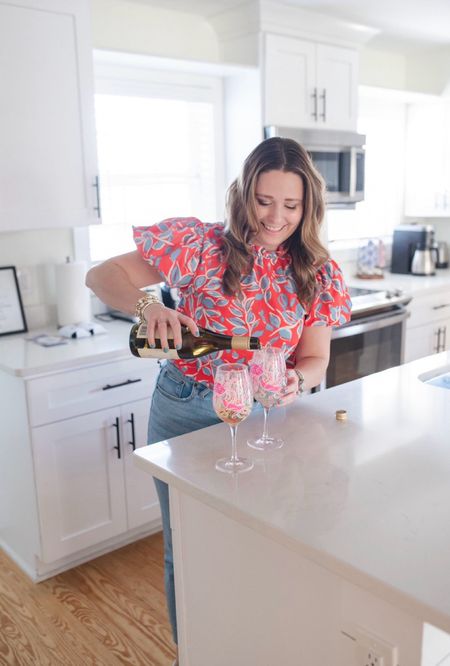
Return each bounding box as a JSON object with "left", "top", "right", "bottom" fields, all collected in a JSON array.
[{"left": 86, "top": 137, "right": 351, "bottom": 658}]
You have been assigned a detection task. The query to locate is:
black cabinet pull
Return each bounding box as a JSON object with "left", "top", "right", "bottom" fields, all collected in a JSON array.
[
  {"left": 112, "top": 417, "right": 121, "bottom": 459},
  {"left": 102, "top": 378, "right": 142, "bottom": 391},
  {"left": 128, "top": 413, "right": 136, "bottom": 450}
]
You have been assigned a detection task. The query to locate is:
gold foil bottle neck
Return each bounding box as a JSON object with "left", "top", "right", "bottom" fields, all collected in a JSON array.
[{"left": 231, "top": 336, "right": 250, "bottom": 351}]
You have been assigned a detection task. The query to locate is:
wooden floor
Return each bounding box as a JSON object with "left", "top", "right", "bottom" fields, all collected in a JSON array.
[{"left": 0, "top": 533, "right": 176, "bottom": 665}]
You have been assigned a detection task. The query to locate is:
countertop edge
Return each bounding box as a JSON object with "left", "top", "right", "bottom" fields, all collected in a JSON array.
[{"left": 2, "top": 348, "right": 132, "bottom": 378}]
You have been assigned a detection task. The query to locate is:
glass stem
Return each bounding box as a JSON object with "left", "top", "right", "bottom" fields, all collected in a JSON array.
[
  {"left": 262, "top": 407, "right": 270, "bottom": 440},
  {"left": 229, "top": 424, "right": 238, "bottom": 463}
]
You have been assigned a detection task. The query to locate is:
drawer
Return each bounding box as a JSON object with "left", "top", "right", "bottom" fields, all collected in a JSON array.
[
  {"left": 407, "top": 289, "right": 450, "bottom": 328},
  {"left": 27, "top": 357, "right": 159, "bottom": 426}
]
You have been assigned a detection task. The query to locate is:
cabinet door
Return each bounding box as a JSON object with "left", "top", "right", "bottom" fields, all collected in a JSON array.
[
  {"left": 316, "top": 44, "right": 358, "bottom": 130},
  {"left": 404, "top": 324, "right": 436, "bottom": 363},
  {"left": 404, "top": 321, "right": 450, "bottom": 363},
  {"left": 32, "top": 408, "right": 127, "bottom": 563},
  {"left": 0, "top": 0, "right": 99, "bottom": 231},
  {"left": 264, "top": 33, "right": 316, "bottom": 128},
  {"left": 440, "top": 319, "right": 450, "bottom": 353},
  {"left": 122, "top": 399, "right": 161, "bottom": 530},
  {"left": 404, "top": 102, "right": 450, "bottom": 217}
]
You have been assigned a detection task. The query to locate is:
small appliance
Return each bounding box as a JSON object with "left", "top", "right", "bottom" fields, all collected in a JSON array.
[
  {"left": 264, "top": 126, "right": 365, "bottom": 209},
  {"left": 432, "top": 241, "right": 449, "bottom": 269},
  {"left": 391, "top": 224, "right": 435, "bottom": 274},
  {"left": 411, "top": 243, "right": 436, "bottom": 276}
]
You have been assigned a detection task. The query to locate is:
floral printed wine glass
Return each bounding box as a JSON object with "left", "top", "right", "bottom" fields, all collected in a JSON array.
[
  {"left": 248, "top": 347, "right": 286, "bottom": 451},
  {"left": 213, "top": 363, "right": 254, "bottom": 473}
]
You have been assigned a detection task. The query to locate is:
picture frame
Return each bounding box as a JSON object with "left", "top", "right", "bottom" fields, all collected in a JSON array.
[{"left": 0, "top": 266, "right": 28, "bottom": 336}]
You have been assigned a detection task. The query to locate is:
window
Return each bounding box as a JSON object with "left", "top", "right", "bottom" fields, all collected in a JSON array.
[
  {"left": 327, "top": 90, "right": 408, "bottom": 243},
  {"left": 89, "top": 57, "right": 224, "bottom": 262}
]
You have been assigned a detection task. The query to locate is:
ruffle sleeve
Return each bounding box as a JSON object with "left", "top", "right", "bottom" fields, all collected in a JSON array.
[
  {"left": 133, "top": 217, "right": 206, "bottom": 288},
  {"left": 304, "top": 259, "right": 352, "bottom": 328}
]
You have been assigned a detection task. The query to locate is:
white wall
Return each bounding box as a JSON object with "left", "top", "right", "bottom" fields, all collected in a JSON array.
[
  {"left": 406, "top": 46, "right": 450, "bottom": 94},
  {"left": 91, "top": 0, "right": 220, "bottom": 62},
  {"left": 360, "top": 44, "right": 450, "bottom": 95},
  {"left": 0, "top": 229, "right": 74, "bottom": 329},
  {"left": 360, "top": 48, "right": 408, "bottom": 90}
]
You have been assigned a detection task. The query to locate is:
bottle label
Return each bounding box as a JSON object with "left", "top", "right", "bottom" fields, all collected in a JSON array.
[
  {"left": 135, "top": 322, "right": 180, "bottom": 359},
  {"left": 136, "top": 322, "right": 151, "bottom": 339},
  {"left": 135, "top": 348, "right": 180, "bottom": 359}
]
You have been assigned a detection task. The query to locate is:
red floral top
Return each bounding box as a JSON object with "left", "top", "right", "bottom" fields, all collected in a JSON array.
[{"left": 134, "top": 218, "right": 351, "bottom": 388}]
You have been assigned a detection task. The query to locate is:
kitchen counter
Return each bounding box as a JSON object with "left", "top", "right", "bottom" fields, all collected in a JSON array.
[
  {"left": 347, "top": 267, "right": 450, "bottom": 296},
  {"left": 0, "top": 320, "right": 134, "bottom": 377},
  {"left": 134, "top": 352, "right": 450, "bottom": 665}
]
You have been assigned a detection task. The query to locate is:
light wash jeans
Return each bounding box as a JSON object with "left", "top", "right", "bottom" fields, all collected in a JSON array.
[{"left": 147, "top": 360, "right": 221, "bottom": 645}]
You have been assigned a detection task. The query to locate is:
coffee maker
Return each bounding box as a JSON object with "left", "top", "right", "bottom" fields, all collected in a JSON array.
[{"left": 391, "top": 224, "right": 436, "bottom": 275}]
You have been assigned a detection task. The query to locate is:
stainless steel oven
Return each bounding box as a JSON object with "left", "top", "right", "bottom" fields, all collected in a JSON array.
[{"left": 324, "top": 286, "right": 411, "bottom": 389}]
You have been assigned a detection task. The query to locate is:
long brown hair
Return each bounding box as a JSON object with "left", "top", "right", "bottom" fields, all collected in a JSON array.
[{"left": 221, "top": 137, "right": 329, "bottom": 308}]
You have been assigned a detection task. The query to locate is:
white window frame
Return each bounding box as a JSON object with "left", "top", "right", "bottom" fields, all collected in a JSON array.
[{"left": 74, "top": 50, "right": 226, "bottom": 264}]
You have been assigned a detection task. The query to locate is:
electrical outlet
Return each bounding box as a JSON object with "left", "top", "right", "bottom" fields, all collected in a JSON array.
[{"left": 343, "top": 624, "right": 398, "bottom": 666}]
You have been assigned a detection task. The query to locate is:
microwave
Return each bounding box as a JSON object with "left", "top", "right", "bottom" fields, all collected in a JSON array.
[{"left": 264, "top": 126, "right": 365, "bottom": 209}]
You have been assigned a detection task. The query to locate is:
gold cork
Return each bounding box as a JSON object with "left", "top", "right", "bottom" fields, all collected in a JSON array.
[{"left": 335, "top": 409, "right": 348, "bottom": 421}]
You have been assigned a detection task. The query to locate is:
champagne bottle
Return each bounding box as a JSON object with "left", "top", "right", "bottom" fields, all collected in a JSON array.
[{"left": 129, "top": 321, "right": 261, "bottom": 359}]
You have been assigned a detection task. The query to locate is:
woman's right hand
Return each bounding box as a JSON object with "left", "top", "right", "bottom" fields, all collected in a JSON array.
[{"left": 143, "top": 303, "right": 199, "bottom": 351}]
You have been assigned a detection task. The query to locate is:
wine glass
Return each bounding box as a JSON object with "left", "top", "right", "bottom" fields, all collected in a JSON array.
[
  {"left": 213, "top": 363, "right": 254, "bottom": 473},
  {"left": 247, "top": 347, "right": 286, "bottom": 451}
]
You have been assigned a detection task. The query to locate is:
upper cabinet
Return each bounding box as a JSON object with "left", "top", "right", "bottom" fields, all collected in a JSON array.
[
  {"left": 0, "top": 0, "right": 100, "bottom": 231},
  {"left": 404, "top": 100, "right": 450, "bottom": 218},
  {"left": 263, "top": 33, "right": 359, "bottom": 131}
]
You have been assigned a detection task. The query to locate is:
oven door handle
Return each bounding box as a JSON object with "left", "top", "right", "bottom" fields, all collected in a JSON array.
[{"left": 331, "top": 310, "right": 409, "bottom": 339}]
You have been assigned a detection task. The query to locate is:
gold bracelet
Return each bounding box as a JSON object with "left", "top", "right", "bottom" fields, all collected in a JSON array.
[
  {"left": 294, "top": 368, "right": 305, "bottom": 395},
  {"left": 134, "top": 293, "right": 162, "bottom": 321}
]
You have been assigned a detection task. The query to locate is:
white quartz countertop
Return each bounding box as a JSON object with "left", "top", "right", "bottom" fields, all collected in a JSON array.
[
  {"left": 347, "top": 267, "right": 450, "bottom": 296},
  {"left": 134, "top": 352, "right": 450, "bottom": 633},
  {"left": 0, "top": 320, "right": 133, "bottom": 377}
]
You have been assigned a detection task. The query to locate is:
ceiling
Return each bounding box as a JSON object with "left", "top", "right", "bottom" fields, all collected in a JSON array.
[{"left": 133, "top": 0, "right": 450, "bottom": 51}]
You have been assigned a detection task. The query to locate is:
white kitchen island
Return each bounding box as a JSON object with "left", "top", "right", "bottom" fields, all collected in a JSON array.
[{"left": 134, "top": 352, "right": 450, "bottom": 666}]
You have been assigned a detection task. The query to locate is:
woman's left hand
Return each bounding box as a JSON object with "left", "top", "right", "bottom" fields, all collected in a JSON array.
[{"left": 277, "top": 369, "right": 300, "bottom": 406}]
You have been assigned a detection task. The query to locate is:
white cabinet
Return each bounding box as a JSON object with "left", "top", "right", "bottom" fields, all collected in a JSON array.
[
  {"left": 405, "top": 289, "right": 450, "bottom": 363},
  {"left": 0, "top": 0, "right": 99, "bottom": 231},
  {"left": 0, "top": 354, "right": 161, "bottom": 580},
  {"left": 404, "top": 101, "right": 450, "bottom": 217},
  {"left": 32, "top": 398, "right": 159, "bottom": 563},
  {"left": 124, "top": 398, "right": 161, "bottom": 531},
  {"left": 32, "top": 408, "right": 128, "bottom": 563},
  {"left": 263, "top": 33, "right": 358, "bottom": 130},
  {"left": 405, "top": 321, "right": 450, "bottom": 362}
]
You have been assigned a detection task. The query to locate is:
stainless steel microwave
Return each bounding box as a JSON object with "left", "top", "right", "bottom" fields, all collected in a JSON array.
[{"left": 264, "top": 126, "right": 365, "bottom": 209}]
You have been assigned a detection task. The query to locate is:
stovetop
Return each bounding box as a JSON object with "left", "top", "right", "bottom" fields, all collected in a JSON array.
[{"left": 348, "top": 285, "right": 411, "bottom": 317}]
